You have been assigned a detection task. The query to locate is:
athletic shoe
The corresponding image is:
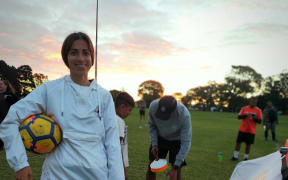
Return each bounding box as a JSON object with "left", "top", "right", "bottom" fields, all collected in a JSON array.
[
  {"left": 231, "top": 157, "right": 238, "bottom": 161},
  {"left": 244, "top": 158, "right": 248, "bottom": 161}
]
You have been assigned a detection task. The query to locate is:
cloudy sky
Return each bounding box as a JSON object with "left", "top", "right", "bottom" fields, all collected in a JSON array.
[{"left": 1, "top": 0, "right": 288, "bottom": 100}]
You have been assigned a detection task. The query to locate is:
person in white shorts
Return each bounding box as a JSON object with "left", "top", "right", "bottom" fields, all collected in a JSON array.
[{"left": 115, "top": 92, "right": 135, "bottom": 180}]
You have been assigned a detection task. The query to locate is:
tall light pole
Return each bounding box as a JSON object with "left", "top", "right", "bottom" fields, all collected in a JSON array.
[{"left": 95, "top": 0, "right": 99, "bottom": 80}]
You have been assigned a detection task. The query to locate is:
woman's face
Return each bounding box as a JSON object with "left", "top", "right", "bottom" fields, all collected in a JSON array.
[
  {"left": 67, "top": 39, "right": 93, "bottom": 77},
  {"left": 0, "top": 80, "right": 7, "bottom": 93}
]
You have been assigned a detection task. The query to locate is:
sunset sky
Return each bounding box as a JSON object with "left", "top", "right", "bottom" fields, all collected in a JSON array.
[{"left": 1, "top": 0, "right": 288, "bottom": 100}]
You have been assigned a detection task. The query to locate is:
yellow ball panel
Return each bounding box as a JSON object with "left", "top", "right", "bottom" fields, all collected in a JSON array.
[
  {"left": 35, "top": 139, "right": 55, "bottom": 154},
  {"left": 19, "top": 129, "right": 33, "bottom": 149},
  {"left": 39, "top": 114, "right": 55, "bottom": 122},
  {"left": 29, "top": 118, "right": 52, "bottom": 137},
  {"left": 19, "top": 117, "right": 34, "bottom": 128},
  {"left": 53, "top": 125, "right": 62, "bottom": 144}
]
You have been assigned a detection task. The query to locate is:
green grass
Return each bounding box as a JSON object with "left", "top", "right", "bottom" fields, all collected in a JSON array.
[{"left": 1, "top": 110, "right": 287, "bottom": 179}]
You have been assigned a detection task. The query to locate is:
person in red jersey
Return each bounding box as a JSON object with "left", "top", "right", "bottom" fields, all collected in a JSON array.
[{"left": 231, "top": 97, "right": 262, "bottom": 161}]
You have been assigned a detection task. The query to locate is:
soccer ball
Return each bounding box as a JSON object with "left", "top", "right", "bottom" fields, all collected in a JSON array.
[{"left": 19, "top": 114, "right": 62, "bottom": 154}]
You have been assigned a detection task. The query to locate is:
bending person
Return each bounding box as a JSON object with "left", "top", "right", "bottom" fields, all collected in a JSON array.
[{"left": 146, "top": 96, "right": 192, "bottom": 180}]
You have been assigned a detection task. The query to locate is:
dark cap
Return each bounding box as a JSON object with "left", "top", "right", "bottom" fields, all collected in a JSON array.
[{"left": 155, "top": 96, "right": 177, "bottom": 120}]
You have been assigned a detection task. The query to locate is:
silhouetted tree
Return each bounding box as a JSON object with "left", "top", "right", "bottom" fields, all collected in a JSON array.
[
  {"left": 138, "top": 80, "right": 164, "bottom": 107},
  {"left": 17, "top": 65, "right": 36, "bottom": 96},
  {"left": 278, "top": 72, "right": 288, "bottom": 99},
  {"left": 225, "top": 65, "right": 263, "bottom": 111},
  {"left": 0, "top": 60, "right": 48, "bottom": 97},
  {"left": 260, "top": 72, "right": 288, "bottom": 114},
  {"left": 225, "top": 65, "right": 263, "bottom": 97},
  {"left": 33, "top": 73, "right": 48, "bottom": 88},
  {"left": 181, "top": 95, "right": 191, "bottom": 107},
  {"left": 172, "top": 92, "right": 183, "bottom": 102}
]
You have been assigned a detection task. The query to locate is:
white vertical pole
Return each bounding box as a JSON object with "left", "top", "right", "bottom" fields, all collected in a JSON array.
[{"left": 95, "top": 0, "right": 98, "bottom": 80}]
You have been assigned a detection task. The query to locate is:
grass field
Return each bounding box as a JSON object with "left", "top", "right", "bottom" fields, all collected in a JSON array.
[{"left": 1, "top": 109, "right": 287, "bottom": 180}]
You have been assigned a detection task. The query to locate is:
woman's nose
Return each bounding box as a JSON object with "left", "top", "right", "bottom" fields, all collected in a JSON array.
[{"left": 77, "top": 53, "right": 85, "bottom": 61}]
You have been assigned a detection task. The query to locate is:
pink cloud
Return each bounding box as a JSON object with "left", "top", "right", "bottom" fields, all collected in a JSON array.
[
  {"left": 1, "top": 34, "right": 66, "bottom": 80},
  {"left": 113, "top": 32, "right": 188, "bottom": 57},
  {"left": 99, "top": 32, "right": 188, "bottom": 61},
  {"left": 96, "top": 31, "right": 190, "bottom": 74}
]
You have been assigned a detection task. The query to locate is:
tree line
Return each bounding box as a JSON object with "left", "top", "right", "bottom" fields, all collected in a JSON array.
[
  {"left": 0, "top": 60, "right": 48, "bottom": 97},
  {"left": 1, "top": 60, "right": 287, "bottom": 114},
  {"left": 135, "top": 66, "right": 288, "bottom": 114}
]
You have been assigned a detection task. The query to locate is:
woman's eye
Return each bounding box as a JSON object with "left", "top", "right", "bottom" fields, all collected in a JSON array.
[
  {"left": 83, "top": 51, "right": 90, "bottom": 56},
  {"left": 70, "top": 51, "right": 77, "bottom": 56}
]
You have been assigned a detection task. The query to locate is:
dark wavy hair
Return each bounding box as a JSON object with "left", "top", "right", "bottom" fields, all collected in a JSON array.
[{"left": 61, "top": 32, "right": 95, "bottom": 68}]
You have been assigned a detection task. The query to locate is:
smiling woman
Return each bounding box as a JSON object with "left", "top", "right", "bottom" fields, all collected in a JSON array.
[
  {"left": 0, "top": 32, "right": 125, "bottom": 180},
  {"left": 61, "top": 32, "right": 95, "bottom": 86}
]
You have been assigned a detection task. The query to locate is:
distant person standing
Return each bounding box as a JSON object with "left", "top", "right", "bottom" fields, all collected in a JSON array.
[
  {"left": 115, "top": 92, "right": 135, "bottom": 180},
  {"left": 146, "top": 96, "right": 192, "bottom": 180},
  {"left": 0, "top": 80, "right": 19, "bottom": 150},
  {"left": 263, "top": 100, "right": 278, "bottom": 142},
  {"left": 139, "top": 100, "right": 146, "bottom": 121},
  {"left": 231, "top": 97, "right": 262, "bottom": 161}
]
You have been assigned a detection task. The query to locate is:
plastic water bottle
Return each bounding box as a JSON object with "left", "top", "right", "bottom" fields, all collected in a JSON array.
[{"left": 218, "top": 152, "right": 223, "bottom": 163}]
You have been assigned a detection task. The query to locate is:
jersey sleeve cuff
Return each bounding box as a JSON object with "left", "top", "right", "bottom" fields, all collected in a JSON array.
[
  {"left": 174, "top": 159, "right": 182, "bottom": 167},
  {"left": 14, "top": 161, "right": 30, "bottom": 172}
]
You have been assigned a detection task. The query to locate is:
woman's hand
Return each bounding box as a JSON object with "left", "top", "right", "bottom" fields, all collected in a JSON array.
[{"left": 15, "top": 166, "right": 33, "bottom": 180}]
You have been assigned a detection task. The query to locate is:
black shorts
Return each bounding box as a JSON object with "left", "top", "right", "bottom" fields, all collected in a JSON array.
[
  {"left": 140, "top": 109, "right": 145, "bottom": 116},
  {"left": 236, "top": 131, "right": 255, "bottom": 144},
  {"left": 149, "top": 136, "right": 187, "bottom": 166}
]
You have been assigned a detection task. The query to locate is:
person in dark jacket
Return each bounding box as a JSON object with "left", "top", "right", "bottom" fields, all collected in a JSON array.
[
  {"left": 0, "top": 79, "right": 19, "bottom": 149},
  {"left": 263, "top": 100, "right": 278, "bottom": 142}
]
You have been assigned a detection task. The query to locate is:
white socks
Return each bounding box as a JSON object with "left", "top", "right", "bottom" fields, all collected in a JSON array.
[
  {"left": 233, "top": 151, "right": 249, "bottom": 159},
  {"left": 244, "top": 154, "right": 249, "bottom": 159},
  {"left": 233, "top": 151, "right": 239, "bottom": 158}
]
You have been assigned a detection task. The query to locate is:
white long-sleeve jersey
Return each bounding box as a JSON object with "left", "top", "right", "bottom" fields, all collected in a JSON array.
[{"left": 0, "top": 75, "right": 124, "bottom": 180}]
